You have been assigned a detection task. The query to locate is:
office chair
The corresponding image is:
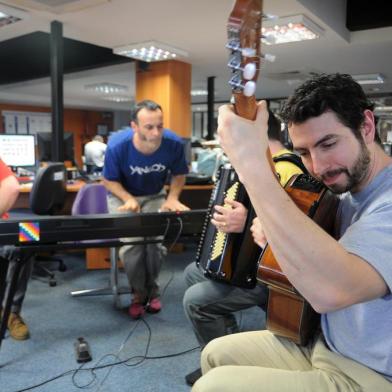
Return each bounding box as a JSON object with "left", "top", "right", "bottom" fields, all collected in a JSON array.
[
  {"left": 29, "top": 162, "right": 67, "bottom": 286},
  {"left": 70, "top": 183, "right": 130, "bottom": 308}
]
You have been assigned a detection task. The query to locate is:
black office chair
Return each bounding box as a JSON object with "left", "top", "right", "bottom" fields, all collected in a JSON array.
[{"left": 29, "top": 162, "right": 67, "bottom": 286}]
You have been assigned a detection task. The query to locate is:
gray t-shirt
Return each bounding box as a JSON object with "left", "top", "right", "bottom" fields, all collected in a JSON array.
[{"left": 321, "top": 164, "right": 392, "bottom": 380}]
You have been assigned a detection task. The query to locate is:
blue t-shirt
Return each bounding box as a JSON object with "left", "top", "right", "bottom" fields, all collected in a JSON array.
[
  {"left": 103, "top": 128, "right": 188, "bottom": 196},
  {"left": 321, "top": 164, "right": 392, "bottom": 381}
]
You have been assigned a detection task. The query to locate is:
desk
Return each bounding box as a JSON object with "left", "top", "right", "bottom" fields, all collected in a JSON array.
[
  {"left": 13, "top": 181, "right": 213, "bottom": 269},
  {"left": 178, "top": 184, "right": 214, "bottom": 210},
  {"left": 14, "top": 180, "right": 86, "bottom": 213},
  {"left": 15, "top": 182, "right": 213, "bottom": 211}
]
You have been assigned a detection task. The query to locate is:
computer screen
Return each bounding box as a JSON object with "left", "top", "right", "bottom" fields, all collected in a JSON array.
[
  {"left": 182, "top": 137, "right": 192, "bottom": 165},
  {"left": 0, "top": 134, "right": 36, "bottom": 167},
  {"left": 36, "top": 132, "right": 74, "bottom": 163}
]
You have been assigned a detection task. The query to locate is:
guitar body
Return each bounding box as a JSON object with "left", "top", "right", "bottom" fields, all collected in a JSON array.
[{"left": 257, "top": 174, "right": 339, "bottom": 345}]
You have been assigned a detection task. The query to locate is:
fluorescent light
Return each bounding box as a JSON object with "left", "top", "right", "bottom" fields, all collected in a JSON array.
[
  {"left": 262, "top": 14, "right": 323, "bottom": 45},
  {"left": 191, "top": 90, "right": 208, "bottom": 96},
  {"left": 85, "top": 83, "right": 128, "bottom": 94},
  {"left": 375, "top": 106, "right": 392, "bottom": 112},
  {"left": 352, "top": 73, "right": 384, "bottom": 85},
  {"left": 101, "top": 96, "right": 133, "bottom": 103},
  {"left": 113, "top": 40, "right": 188, "bottom": 62},
  {"left": 0, "top": 4, "right": 29, "bottom": 28}
]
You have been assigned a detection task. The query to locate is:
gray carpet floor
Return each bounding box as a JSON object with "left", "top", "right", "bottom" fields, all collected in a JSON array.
[{"left": 0, "top": 245, "right": 265, "bottom": 392}]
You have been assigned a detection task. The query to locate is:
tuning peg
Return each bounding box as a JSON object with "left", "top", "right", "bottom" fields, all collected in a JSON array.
[
  {"left": 262, "top": 53, "right": 276, "bottom": 63},
  {"left": 229, "top": 75, "right": 256, "bottom": 97},
  {"left": 243, "top": 81, "right": 256, "bottom": 97},
  {"left": 243, "top": 63, "right": 257, "bottom": 80},
  {"left": 262, "top": 13, "right": 278, "bottom": 21},
  {"left": 226, "top": 39, "right": 240, "bottom": 51},
  {"left": 228, "top": 56, "right": 257, "bottom": 80}
]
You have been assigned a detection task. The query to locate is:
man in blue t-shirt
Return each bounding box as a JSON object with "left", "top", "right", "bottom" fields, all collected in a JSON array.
[{"left": 103, "top": 99, "right": 189, "bottom": 319}]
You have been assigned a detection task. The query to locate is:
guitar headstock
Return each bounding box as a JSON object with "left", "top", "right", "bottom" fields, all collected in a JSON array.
[{"left": 227, "top": 0, "right": 263, "bottom": 120}]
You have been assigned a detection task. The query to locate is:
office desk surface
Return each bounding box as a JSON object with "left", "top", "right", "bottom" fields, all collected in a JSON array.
[
  {"left": 14, "top": 181, "right": 213, "bottom": 212},
  {"left": 15, "top": 180, "right": 87, "bottom": 211},
  {"left": 19, "top": 179, "right": 86, "bottom": 193},
  {"left": 12, "top": 181, "right": 213, "bottom": 269}
]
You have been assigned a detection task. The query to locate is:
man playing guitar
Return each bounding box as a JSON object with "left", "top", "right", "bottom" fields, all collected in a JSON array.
[{"left": 192, "top": 74, "right": 392, "bottom": 391}]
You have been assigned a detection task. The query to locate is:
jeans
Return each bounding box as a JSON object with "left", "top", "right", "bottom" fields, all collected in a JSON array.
[
  {"left": 1, "top": 246, "right": 34, "bottom": 313},
  {"left": 107, "top": 192, "right": 167, "bottom": 301},
  {"left": 183, "top": 262, "right": 268, "bottom": 348}
]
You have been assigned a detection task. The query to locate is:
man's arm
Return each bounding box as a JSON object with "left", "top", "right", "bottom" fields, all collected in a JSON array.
[
  {"left": 217, "top": 101, "right": 387, "bottom": 313},
  {"left": 102, "top": 178, "right": 140, "bottom": 212},
  {"left": 161, "top": 174, "right": 189, "bottom": 211},
  {"left": 0, "top": 175, "right": 20, "bottom": 216}
]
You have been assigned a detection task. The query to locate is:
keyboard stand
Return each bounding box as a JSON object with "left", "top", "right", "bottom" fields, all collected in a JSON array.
[{"left": 70, "top": 248, "right": 131, "bottom": 309}]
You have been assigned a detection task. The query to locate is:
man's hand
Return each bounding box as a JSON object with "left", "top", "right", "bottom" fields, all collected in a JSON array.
[
  {"left": 211, "top": 199, "right": 247, "bottom": 233},
  {"left": 160, "top": 198, "right": 190, "bottom": 212},
  {"left": 217, "top": 101, "right": 270, "bottom": 185},
  {"left": 117, "top": 197, "right": 140, "bottom": 212},
  {"left": 250, "top": 217, "right": 267, "bottom": 248}
]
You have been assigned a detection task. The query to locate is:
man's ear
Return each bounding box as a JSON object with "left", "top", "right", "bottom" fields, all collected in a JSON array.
[
  {"left": 361, "top": 109, "right": 376, "bottom": 145},
  {"left": 130, "top": 121, "right": 137, "bottom": 129}
]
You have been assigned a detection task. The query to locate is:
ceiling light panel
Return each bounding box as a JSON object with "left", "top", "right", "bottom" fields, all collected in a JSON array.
[
  {"left": 262, "top": 14, "right": 323, "bottom": 45},
  {"left": 101, "top": 96, "right": 133, "bottom": 103},
  {"left": 113, "top": 41, "right": 188, "bottom": 62},
  {"left": 85, "top": 82, "right": 128, "bottom": 94},
  {"left": 352, "top": 73, "right": 385, "bottom": 85},
  {"left": 0, "top": 4, "right": 29, "bottom": 28}
]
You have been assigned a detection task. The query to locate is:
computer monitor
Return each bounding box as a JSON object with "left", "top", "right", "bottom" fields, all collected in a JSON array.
[
  {"left": 0, "top": 134, "right": 36, "bottom": 168},
  {"left": 182, "top": 137, "right": 192, "bottom": 166},
  {"left": 36, "top": 132, "right": 74, "bottom": 163}
]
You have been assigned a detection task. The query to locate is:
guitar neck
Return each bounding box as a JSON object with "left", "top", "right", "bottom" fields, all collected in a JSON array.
[
  {"left": 233, "top": 92, "right": 257, "bottom": 120},
  {"left": 228, "top": 0, "right": 274, "bottom": 169}
]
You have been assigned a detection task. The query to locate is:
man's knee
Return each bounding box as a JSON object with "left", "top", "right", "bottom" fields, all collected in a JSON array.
[
  {"left": 183, "top": 262, "right": 201, "bottom": 287},
  {"left": 200, "top": 335, "right": 227, "bottom": 369},
  {"left": 183, "top": 284, "right": 204, "bottom": 316},
  {"left": 192, "top": 367, "right": 232, "bottom": 392}
]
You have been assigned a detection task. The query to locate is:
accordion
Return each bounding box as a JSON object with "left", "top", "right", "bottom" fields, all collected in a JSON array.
[{"left": 195, "top": 164, "right": 261, "bottom": 288}]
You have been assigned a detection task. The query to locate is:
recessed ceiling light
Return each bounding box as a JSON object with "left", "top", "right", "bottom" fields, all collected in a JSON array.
[
  {"left": 352, "top": 73, "right": 385, "bottom": 85},
  {"left": 101, "top": 96, "right": 133, "bottom": 103},
  {"left": 191, "top": 90, "right": 209, "bottom": 96},
  {"left": 113, "top": 40, "right": 188, "bottom": 62},
  {"left": 0, "top": 4, "right": 29, "bottom": 28},
  {"left": 85, "top": 83, "right": 128, "bottom": 94},
  {"left": 262, "top": 14, "right": 323, "bottom": 45}
]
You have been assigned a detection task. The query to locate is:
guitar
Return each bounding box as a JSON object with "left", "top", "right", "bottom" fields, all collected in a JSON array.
[
  {"left": 257, "top": 174, "right": 338, "bottom": 345},
  {"left": 194, "top": 0, "right": 263, "bottom": 289},
  {"left": 227, "top": 0, "right": 262, "bottom": 121},
  {"left": 227, "top": 0, "right": 339, "bottom": 346}
]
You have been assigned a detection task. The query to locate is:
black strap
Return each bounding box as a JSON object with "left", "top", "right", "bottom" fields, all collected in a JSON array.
[{"left": 272, "top": 153, "right": 308, "bottom": 174}]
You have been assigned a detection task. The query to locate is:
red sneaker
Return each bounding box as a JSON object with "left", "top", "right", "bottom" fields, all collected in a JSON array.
[
  {"left": 147, "top": 297, "right": 162, "bottom": 313},
  {"left": 128, "top": 302, "right": 145, "bottom": 319}
]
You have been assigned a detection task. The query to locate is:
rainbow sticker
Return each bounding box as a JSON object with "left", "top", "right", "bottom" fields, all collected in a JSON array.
[{"left": 19, "top": 222, "right": 40, "bottom": 242}]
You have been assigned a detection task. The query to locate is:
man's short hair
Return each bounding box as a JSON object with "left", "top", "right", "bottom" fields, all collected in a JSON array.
[
  {"left": 131, "top": 100, "right": 162, "bottom": 123},
  {"left": 280, "top": 73, "right": 375, "bottom": 142}
]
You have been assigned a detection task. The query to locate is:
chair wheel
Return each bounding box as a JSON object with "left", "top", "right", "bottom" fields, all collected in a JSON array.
[
  {"left": 59, "top": 264, "right": 67, "bottom": 272},
  {"left": 49, "top": 279, "right": 57, "bottom": 287}
]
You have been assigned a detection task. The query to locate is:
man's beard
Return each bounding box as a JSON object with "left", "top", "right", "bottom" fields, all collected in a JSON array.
[
  {"left": 319, "top": 141, "right": 371, "bottom": 194},
  {"left": 139, "top": 133, "right": 161, "bottom": 148}
]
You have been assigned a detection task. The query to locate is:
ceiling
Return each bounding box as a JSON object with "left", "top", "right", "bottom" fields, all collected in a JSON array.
[{"left": 0, "top": 0, "right": 392, "bottom": 112}]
